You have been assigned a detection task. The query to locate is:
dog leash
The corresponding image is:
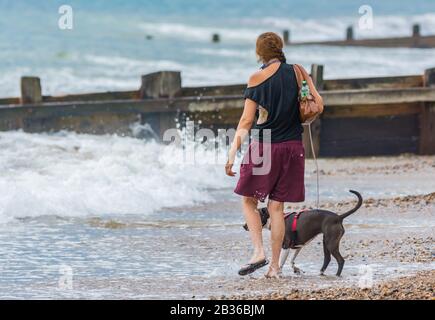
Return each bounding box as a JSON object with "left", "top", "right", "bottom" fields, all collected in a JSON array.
[{"left": 303, "top": 119, "right": 320, "bottom": 209}]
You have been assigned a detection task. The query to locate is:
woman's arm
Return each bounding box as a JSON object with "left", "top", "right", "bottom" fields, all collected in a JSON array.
[{"left": 225, "top": 97, "right": 257, "bottom": 176}]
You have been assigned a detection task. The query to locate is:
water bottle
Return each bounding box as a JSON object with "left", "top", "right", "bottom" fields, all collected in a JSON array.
[{"left": 300, "top": 80, "right": 310, "bottom": 100}]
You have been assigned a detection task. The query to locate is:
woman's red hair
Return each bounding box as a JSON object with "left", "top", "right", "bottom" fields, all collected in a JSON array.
[{"left": 256, "top": 32, "right": 286, "bottom": 63}]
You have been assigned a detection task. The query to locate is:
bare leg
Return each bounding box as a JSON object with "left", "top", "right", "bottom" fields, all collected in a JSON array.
[
  {"left": 265, "top": 199, "right": 284, "bottom": 277},
  {"left": 242, "top": 196, "right": 265, "bottom": 263}
]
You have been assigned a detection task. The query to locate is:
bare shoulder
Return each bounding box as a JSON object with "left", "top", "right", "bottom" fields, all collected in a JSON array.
[
  {"left": 247, "top": 63, "right": 281, "bottom": 88},
  {"left": 247, "top": 71, "right": 263, "bottom": 87}
]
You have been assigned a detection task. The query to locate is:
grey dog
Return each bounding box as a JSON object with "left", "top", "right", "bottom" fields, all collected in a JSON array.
[{"left": 243, "top": 190, "right": 362, "bottom": 276}]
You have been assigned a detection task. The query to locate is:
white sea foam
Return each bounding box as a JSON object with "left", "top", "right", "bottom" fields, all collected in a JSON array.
[
  {"left": 140, "top": 13, "right": 435, "bottom": 43},
  {"left": 241, "top": 13, "right": 435, "bottom": 41},
  {"left": 83, "top": 54, "right": 185, "bottom": 71},
  {"left": 193, "top": 48, "right": 253, "bottom": 59},
  {"left": 0, "top": 130, "right": 235, "bottom": 223},
  {"left": 138, "top": 22, "right": 262, "bottom": 43},
  {"left": 1, "top": 14, "right": 435, "bottom": 98}
]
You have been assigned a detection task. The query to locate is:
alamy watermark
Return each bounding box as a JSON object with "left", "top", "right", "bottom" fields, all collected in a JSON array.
[
  {"left": 358, "top": 265, "right": 374, "bottom": 289},
  {"left": 159, "top": 121, "right": 273, "bottom": 175},
  {"left": 58, "top": 5, "right": 73, "bottom": 30},
  {"left": 58, "top": 265, "right": 73, "bottom": 290},
  {"left": 358, "top": 5, "right": 374, "bottom": 30}
]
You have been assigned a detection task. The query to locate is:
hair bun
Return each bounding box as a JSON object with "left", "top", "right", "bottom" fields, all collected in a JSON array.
[{"left": 256, "top": 32, "right": 286, "bottom": 63}]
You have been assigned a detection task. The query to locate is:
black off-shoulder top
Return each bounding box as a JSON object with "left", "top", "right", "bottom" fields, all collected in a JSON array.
[{"left": 243, "top": 63, "right": 303, "bottom": 143}]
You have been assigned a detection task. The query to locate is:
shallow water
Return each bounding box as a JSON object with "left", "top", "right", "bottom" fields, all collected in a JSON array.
[
  {"left": 0, "top": 203, "right": 433, "bottom": 299},
  {"left": 0, "top": 131, "right": 434, "bottom": 299}
]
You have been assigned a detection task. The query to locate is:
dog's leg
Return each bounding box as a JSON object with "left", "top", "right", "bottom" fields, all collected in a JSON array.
[
  {"left": 325, "top": 225, "right": 345, "bottom": 276},
  {"left": 290, "top": 248, "right": 302, "bottom": 274},
  {"left": 279, "top": 248, "right": 290, "bottom": 270},
  {"left": 331, "top": 248, "right": 345, "bottom": 277},
  {"left": 320, "top": 238, "right": 331, "bottom": 276}
]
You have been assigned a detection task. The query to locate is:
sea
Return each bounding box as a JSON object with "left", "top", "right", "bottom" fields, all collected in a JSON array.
[
  {"left": 1, "top": 0, "right": 435, "bottom": 97},
  {"left": 0, "top": 0, "right": 434, "bottom": 299}
]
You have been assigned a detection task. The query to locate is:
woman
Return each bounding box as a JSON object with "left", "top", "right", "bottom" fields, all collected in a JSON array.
[{"left": 225, "top": 32, "right": 306, "bottom": 278}]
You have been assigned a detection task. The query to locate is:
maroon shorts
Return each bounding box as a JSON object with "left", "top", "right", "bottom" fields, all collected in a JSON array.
[{"left": 234, "top": 140, "right": 305, "bottom": 203}]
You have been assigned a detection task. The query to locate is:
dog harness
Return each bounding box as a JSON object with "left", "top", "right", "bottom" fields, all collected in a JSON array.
[
  {"left": 284, "top": 209, "right": 307, "bottom": 248},
  {"left": 291, "top": 212, "right": 301, "bottom": 232}
]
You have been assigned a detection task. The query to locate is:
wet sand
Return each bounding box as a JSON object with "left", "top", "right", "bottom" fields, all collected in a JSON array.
[
  {"left": 211, "top": 155, "right": 435, "bottom": 300},
  {"left": 222, "top": 270, "right": 434, "bottom": 300},
  {"left": 50, "top": 186, "right": 435, "bottom": 299}
]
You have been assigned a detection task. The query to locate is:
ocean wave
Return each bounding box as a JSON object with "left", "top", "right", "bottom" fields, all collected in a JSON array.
[
  {"left": 141, "top": 13, "right": 435, "bottom": 43},
  {"left": 1, "top": 44, "right": 434, "bottom": 99},
  {"left": 278, "top": 13, "right": 435, "bottom": 41},
  {"left": 83, "top": 54, "right": 185, "bottom": 70},
  {"left": 138, "top": 22, "right": 262, "bottom": 43},
  {"left": 193, "top": 48, "right": 253, "bottom": 59},
  {"left": 0, "top": 130, "right": 235, "bottom": 223}
]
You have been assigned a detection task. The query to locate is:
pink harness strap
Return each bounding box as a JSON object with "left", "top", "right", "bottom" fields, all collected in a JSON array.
[
  {"left": 284, "top": 209, "right": 308, "bottom": 231},
  {"left": 291, "top": 212, "right": 300, "bottom": 232}
]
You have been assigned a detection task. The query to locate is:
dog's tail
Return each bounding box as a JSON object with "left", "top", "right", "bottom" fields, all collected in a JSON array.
[{"left": 339, "top": 190, "right": 363, "bottom": 220}]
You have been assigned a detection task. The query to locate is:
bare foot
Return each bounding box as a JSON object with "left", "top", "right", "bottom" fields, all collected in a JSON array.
[
  {"left": 248, "top": 253, "right": 266, "bottom": 264},
  {"left": 265, "top": 266, "right": 282, "bottom": 279}
]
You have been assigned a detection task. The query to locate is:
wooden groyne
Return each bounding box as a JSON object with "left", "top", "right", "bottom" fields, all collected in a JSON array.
[
  {"left": 283, "top": 24, "right": 435, "bottom": 48},
  {"left": 0, "top": 65, "right": 434, "bottom": 158}
]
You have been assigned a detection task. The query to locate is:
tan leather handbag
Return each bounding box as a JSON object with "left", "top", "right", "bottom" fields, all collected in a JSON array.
[{"left": 293, "top": 64, "right": 324, "bottom": 123}]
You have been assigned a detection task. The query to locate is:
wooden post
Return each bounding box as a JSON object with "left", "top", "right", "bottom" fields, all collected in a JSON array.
[
  {"left": 139, "top": 71, "right": 182, "bottom": 140},
  {"left": 412, "top": 24, "right": 421, "bottom": 47},
  {"left": 303, "top": 64, "right": 324, "bottom": 158},
  {"left": 20, "top": 76, "right": 42, "bottom": 104},
  {"left": 310, "top": 64, "right": 324, "bottom": 90},
  {"left": 139, "top": 71, "right": 181, "bottom": 99},
  {"left": 419, "top": 67, "right": 435, "bottom": 154},
  {"left": 283, "top": 30, "right": 290, "bottom": 45},
  {"left": 424, "top": 67, "right": 435, "bottom": 87},
  {"left": 412, "top": 24, "right": 420, "bottom": 37},
  {"left": 212, "top": 33, "right": 220, "bottom": 43},
  {"left": 346, "top": 26, "right": 354, "bottom": 41}
]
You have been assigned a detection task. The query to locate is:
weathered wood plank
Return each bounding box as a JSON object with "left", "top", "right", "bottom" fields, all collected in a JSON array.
[
  {"left": 323, "top": 87, "right": 435, "bottom": 106},
  {"left": 419, "top": 102, "right": 435, "bottom": 155},
  {"left": 424, "top": 67, "right": 435, "bottom": 87},
  {"left": 0, "top": 96, "right": 244, "bottom": 134},
  {"left": 140, "top": 71, "right": 181, "bottom": 99},
  {"left": 324, "top": 75, "right": 423, "bottom": 90},
  {"left": 0, "top": 97, "right": 20, "bottom": 105},
  {"left": 419, "top": 68, "right": 435, "bottom": 154},
  {"left": 319, "top": 115, "right": 420, "bottom": 157},
  {"left": 323, "top": 103, "right": 421, "bottom": 118},
  {"left": 289, "top": 35, "right": 435, "bottom": 48},
  {"left": 21, "top": 77, "right": 42, "bottom": 104},
  {"left": 181, "top": 84, "right": 246, "bottom": 97},
  {"left": 43, "top": 90, "right": 139, "bottom": 103}
]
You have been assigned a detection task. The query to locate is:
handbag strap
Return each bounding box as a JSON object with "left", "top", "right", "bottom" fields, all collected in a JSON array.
[
  {"left": 293, "top": 64, "right": 322, "bottom": 103},
  {"left": 293, "top": 64, "right": 304, "bottom": 90}
]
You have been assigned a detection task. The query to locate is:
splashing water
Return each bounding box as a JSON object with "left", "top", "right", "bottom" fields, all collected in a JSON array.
[{"left": 0, "top": 129, "right": 236, "bottom": 223}]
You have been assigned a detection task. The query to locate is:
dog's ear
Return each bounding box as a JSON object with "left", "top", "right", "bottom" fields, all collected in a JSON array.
[{"left": 243, "top": 223, "right": 249, "bottom": 231}]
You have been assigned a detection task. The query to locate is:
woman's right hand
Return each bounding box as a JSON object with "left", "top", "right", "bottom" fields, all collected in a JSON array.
[{"left": 225, "top": 159, "right": 236, "bottom": 177}]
